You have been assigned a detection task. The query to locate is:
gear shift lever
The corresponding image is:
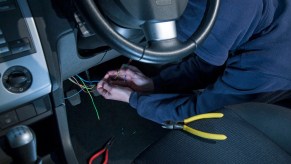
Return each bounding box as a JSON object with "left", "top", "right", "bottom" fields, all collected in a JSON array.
[{"left": 5, "top": 125, "right": 39, "bottom": 164}]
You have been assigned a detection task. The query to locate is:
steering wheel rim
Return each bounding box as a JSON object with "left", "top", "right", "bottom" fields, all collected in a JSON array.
[{"left": 78, "top": 0, "right": 220, "bottom": 63}]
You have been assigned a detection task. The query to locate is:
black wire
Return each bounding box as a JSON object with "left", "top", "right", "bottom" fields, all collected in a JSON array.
[{"left": 96, "top": 50, "right": 108, "bottom": 65}]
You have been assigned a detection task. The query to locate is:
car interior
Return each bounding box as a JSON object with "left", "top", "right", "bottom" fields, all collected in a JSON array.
[{"left": 0, "top": 0, "right": 291, "bottom": 163}]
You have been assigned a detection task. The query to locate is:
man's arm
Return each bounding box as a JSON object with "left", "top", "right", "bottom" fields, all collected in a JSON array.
[
  {"left": 129, "top": 88, "right": 248, "bottom": 125},
  {"left": 130, "top": 66, "right": 291, "bottom": 124},
  {"left": 153, "top": 55, "right": 224, "bottom": 93}
]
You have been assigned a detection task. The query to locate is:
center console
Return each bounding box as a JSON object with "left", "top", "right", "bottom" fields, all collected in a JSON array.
[
  {"left": 0, "top": 0, "right": 82, "bottom": 163},
  {"left": 0, "top": 0, "right": 51, "bottom": 116},
  {"left": 0, "top": 1, "right": 53, "bottom": 162}
]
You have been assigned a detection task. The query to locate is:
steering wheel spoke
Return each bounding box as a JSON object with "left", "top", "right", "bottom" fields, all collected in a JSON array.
[{"left": 142, "top": 21, "right": 177, "bottom": 41}]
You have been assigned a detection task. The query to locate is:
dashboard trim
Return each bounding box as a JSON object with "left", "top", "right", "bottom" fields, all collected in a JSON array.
[{"left": 0, "top": 0, "right": 51, "bottom": 112}]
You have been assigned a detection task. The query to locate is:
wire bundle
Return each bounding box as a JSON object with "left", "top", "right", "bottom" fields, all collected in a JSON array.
[
  {"left": 65, "top": 58, "right": 132, "bottom": 121},
  {"left": 66, "top": 75, "right": 100, "bottom": 120}
]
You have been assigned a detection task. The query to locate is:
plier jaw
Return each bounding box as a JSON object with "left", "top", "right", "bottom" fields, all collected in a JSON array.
[
  {"left": 104, "top": 136, "right": 115, "bottom": 150},
  {"left": 162, "top": 121, "right": 184, "bottom": 130}
]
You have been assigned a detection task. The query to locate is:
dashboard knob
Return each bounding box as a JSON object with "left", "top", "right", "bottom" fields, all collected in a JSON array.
[
  {"left": 7, "top": 71, "right": 28, "bottom": 88},
  {"left": 2, "top": 66, "right": 32, "bottom": 93}
]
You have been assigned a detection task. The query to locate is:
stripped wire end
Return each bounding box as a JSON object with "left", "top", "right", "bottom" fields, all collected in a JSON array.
[
  {"left": 114, "top": 59, "right": 132, "bottom": 80},
  {"left": 114, "top": 70, "right": 120, "bottom": 80}
]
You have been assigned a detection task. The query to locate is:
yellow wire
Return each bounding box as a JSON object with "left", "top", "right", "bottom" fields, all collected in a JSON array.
[
  {"left": 71, "top": 77, "right": 94, "bottom": 89},
  {"left": 69, "top": 77, "right": 95, "bottom": 93},
  {"left": 77, "top": 76, "right": 100, "bottom": 120},
  {"left": 114, "top": 59, "right": 132, "bottom": 79},
  {"left": 71, "top": 77, "right": 82, "bottom": 86},
  {"left": 68, "top": 78, "right": 80, "bottom": 86}
]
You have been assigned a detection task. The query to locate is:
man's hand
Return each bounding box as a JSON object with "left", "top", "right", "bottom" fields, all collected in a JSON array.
[
  {"left": 97, "top": 65, "right": 154, "bottom": 102},
  {"left": 97, "top": 80, "right": 132, "bottom": 103},
  {"left": 104, "top": 65, "right": 154, "bottom": 92}
]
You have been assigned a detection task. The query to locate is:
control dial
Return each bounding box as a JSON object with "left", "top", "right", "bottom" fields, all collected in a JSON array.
[{"left": 2, "top": 66, "right": 32, "bottom": 93}]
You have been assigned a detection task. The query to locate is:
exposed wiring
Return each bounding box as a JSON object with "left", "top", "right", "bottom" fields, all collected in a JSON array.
[
  {"left": 115, "top": 59, "right": 132, "bottom": 79},
  {"left": 76, "top": 75, "right": 100, "bottom": 83},
  {"left": 68, "top": 77, "right": 95, "bottom": 93},
  {"left": 68, "top": 77, "right": 81, "bottom": 86},
  {"left": 64, "top": 89, "right": 83, "bottom": 100},
  {"left": 77, "top": 76, "right": 100, "bottom": 120},
  {"left": 65, "top": 50, "right": 108, "bottom": 120},
  {"left": 122, "top": 59, "right": 132, "bottom": 68}
]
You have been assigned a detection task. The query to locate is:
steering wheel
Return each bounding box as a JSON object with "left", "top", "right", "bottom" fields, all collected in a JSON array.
[{"left": 77, "top": 0, "right": 220, "bottom": 63}]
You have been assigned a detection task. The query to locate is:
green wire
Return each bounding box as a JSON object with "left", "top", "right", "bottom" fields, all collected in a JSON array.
[{"left": 78, "top": 76, "right": 100, "bottom": 120}]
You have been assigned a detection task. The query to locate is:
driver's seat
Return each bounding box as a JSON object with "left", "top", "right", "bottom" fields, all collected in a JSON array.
[{"left": 134, "top": 102, "right": 291, "bottom": 163}]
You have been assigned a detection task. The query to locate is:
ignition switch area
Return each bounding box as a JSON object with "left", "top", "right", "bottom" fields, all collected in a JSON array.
[{"left": 2, "top": 66, "right": 32, "bottom": 93}]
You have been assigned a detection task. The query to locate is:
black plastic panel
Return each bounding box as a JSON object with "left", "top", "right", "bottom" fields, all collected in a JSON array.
[{"left": 0, "top": 0, "right": 35, "bottom": 63}]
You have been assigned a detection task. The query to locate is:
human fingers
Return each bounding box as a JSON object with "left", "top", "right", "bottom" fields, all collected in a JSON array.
[
  {"left": 101, "top": 69, "right": 137, "bottom": 83},
  {"left": 101, "top": 81, "right": 114, "bottom": 92},
  {"left": 121, "top": 64, "right": 141, "bottom": 72},
  {"left": 109, "top": 79, "right": 128, "bottom": 87},
  {"left": 104, "top": 65, "right": 140, "bottom": 78},
  {"left": 97, "top": 79, "right": 104, "bottom": 89},
  {"left": 104, "top": 70, "right": 119, "bottom": 79},
  {"left": 98, "top": 80, "right": 118, "bottom": 99},
  {"left": 117, "top": 67, "right": 142, "bottom": 80},
  {"left": 98, "top": 80, "right": 132, "bottom": 102},
  {"left": 97, "top": 80, "right": 115, "bottom": 93},
  {"left": 97, "top": 79, "right": 108, "bottom": 89},
  {"left": 97, "top": 80, "right": 109, "bottom": 96}
]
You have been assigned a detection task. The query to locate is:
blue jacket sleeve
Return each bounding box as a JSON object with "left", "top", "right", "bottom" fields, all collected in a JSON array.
[
  {"left": 129, "top": 65, "right": 291, "bottom": 124},
  {"left": 153, "top": 55, "right": 223, "bottom": 93},
  {"left": 128, "top": 85, "right": 253, "bottom": 124}
]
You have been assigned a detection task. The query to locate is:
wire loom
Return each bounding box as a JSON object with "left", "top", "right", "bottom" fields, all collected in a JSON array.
[
  {"left": 65, "top": 58, "right": 132, "bottom": 120},
  {"left": 66, "top": 75, "right": 101, "bottom": 120}
]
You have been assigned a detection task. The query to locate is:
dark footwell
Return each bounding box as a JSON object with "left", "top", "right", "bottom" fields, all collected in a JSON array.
[{"left": 66, "top": 91, "right": 168, "bottom": 163}]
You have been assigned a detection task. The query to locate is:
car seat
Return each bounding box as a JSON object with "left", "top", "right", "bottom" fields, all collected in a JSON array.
[{"left": 134, "top": 102, "right": 291, "bottom": 163}]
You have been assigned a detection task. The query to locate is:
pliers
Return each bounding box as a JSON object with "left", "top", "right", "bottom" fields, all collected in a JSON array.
[
  {"left": 162, "top": 113, "right": 227, "bottom": 141},
  {"left": 89, "top": 137, "right": 115, "bottom": 164}
]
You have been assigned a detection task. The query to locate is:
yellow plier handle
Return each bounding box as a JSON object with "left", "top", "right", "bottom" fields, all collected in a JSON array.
[
  {"left": 184, "top": 113, "right": 224, "bottom": 123},
  {"left": 183, "top": 113, "right": 227, "bottom": 140},
  {"left": 183, "top": 125, "right": 227, "bottom": 140}
]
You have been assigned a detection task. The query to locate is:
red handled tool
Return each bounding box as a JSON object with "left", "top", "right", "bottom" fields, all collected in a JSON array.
[{"left": 89, "top": 137, "right": 115, "bottom": 164}]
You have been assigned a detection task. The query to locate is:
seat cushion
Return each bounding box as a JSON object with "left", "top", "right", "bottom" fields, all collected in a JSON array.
[{"left": 134, "top": 103, "right": 291, "bottom": 163}]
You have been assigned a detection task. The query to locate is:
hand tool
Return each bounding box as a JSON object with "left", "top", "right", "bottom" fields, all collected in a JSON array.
[
  {"left": 162, "top": 113, "right": 227, "bottom": 140},
  {"left": 89, "top": 137, "right": 115, "bottom": 164}
]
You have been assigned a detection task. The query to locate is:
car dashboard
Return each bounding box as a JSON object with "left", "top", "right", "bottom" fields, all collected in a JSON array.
[
  {"left": 0, "top": 0, "right": 122, "bottom": 163},
  {"left": 0, "top": 0, "right": 51, "bottom": 115},
  {"left": 1, "top": 0, "right": 291, "bottom": 163}
]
